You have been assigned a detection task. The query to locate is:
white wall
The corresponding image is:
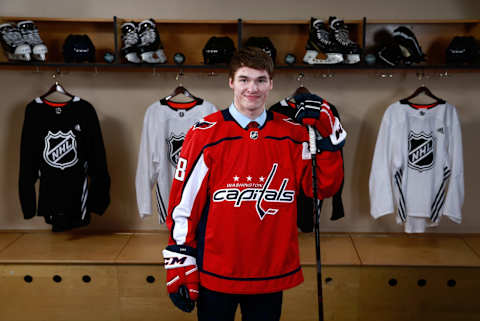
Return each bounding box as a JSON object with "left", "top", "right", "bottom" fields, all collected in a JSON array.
[
  {"left": 0, "top": 0, "right": 479, "bottom": 233},
  {"left": 1, "top": 0, "right": 479, "bottom": 20}
]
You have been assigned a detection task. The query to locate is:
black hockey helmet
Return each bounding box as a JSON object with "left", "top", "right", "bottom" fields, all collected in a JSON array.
[
  {"left": 202, "top": 36, "right": 236, "bottom": 64},
  {"left": 244, "top": 37, "right": 277, "bottom": 63},
  {"left": 446, "top": 36, "right": 478, "bottom": 64},
  {"left": 63, "top": 34, "right": 96, "bottom": 63}
]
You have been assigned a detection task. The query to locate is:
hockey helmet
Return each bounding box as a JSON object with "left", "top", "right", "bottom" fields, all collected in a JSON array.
[
  {"left": 202, "top": 36, "right": 236, "bottom": 64},
  {"left": 244, "top": 37, "right": 277, "bottom": 63},
  {"left": 446, "top": 36, "right": 478, "bottom": 64},
  {"left": 63, "top": 34, "right": 96, "bottom": 63}
]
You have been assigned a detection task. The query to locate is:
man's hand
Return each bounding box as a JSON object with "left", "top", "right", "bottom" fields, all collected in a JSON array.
[{"left": 163, "top": 245, "right": 199, "bottom": 312}]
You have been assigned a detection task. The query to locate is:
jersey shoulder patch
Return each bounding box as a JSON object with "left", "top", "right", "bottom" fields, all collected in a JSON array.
[
  {"left": 193, "top": 119, "right": 216, "bottom": 130},
  {"left": 192, "top": 110, "right": 222, "bottom": 131}
]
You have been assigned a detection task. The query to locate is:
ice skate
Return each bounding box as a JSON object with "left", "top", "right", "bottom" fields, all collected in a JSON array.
[
  {"left": 121, "top": 22, "right": 141, "bottom": 63},
  {"left": 328, "top": 17, "right": 361, "bottom": 64},
  {"left": 0, "top": 23, "right": 31, "bottom": 61},
  {"left": 303, "top": 17, "right": 343, "bottom": 64},
  {"left": 137, "top": 19, "right": 167, "bottom": 64},
  {"left": 17, "top": 20, "right": 47, "bottom": 61}
]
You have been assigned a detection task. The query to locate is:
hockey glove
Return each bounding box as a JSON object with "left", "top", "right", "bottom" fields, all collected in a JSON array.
[
  {"left": 163, "top": 245, "right": 199, "bottom": 313},
  {"left": 295, "top": 93, "right": 347, "bottom": 151},
  {"left": 294, "top": 93, "right": 335, "bottom": 138},
  {"left": 315, "top": 117, "right": 347, "bottom": 152}
]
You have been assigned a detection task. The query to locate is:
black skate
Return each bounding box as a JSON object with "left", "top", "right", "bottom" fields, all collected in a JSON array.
[
  {"left": 17, "top": 20, "right": 48, "bottom": 61},
  {"left": 328, "top": 17, "right": 362, "bottom": 64},
  {"left": 303, "top": 17, "right": 344, "bottom": 64},
  {"left": 121, "top": 22, "right": 141, "bottom": 63},
  {"left": 0, "top": 23, "right": 31, "bottom": 61},
  {"left": 393, "top": 26, "right": 426, "bottom": 65},
  {"left": 137, "top": 19, "right": 167, "bottom": 64}
]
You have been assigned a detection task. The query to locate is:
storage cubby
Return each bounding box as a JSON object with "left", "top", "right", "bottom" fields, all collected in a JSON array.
[
  {"left": 240, "top": 19, "right": 364, "bottom": 68},
  {"left": 364, "top": 19, "right": 480, "bottom": 67},
  {"left": 0, "top": 17, "right": 115, "bottom": 65},
  {"left": 115, "top": 18, "right": 239, "bottom": 67}
]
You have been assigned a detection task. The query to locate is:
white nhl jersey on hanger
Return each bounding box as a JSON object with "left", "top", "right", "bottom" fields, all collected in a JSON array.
[
  {"left": 369, "top": 101, "right": 464, "bottom": 233},
  {"left": 136, "top": 98, "right": 217, "bottom": 223}
]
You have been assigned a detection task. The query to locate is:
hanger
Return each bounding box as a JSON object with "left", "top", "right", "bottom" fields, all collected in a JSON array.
[
  {"left": 287, "top": 72, "right": 310, "bottom": 102},
  {"left": 164, "top": 70, "right": 199, "bottom": 101},
  {"left": 400, "top": 85, "right": 445, "bottom": 105},
  {"left": 40, "top": 73, "right": 74, "bottom": 100}
]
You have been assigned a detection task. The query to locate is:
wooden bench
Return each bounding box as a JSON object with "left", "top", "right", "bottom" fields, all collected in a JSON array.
[{"left": 0, "top": 231, "right": 479, "bottom": 321}]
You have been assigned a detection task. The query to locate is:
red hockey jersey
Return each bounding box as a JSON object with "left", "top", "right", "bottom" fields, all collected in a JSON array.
[{"left": 166, "top": 109, "right": 343, "bottom": 294}]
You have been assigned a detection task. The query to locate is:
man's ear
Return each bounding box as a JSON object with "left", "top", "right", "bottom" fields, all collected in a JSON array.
[{"left": 228, "top": 77, "right": 234, "bottom": 89}]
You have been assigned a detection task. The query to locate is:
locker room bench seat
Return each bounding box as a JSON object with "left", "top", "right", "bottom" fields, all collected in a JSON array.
[{"left": 0, "top": 231, "right": 479, "bottom": 321}]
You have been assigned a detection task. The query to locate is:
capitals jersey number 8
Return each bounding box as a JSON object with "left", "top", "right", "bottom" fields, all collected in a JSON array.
[{"left": 175, "top": 157, "right": 188, "bottom": 181}]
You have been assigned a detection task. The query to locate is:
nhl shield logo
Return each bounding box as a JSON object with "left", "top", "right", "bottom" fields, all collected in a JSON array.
[
  {"left": 408, "top": 131, "right": 435, "bottom": 172},
  {"left": 167, "top": 134, "right": 185, "bottom": 166},
  {"left": 43, "top": 130, "right": 78, "bottom": 170},
  {"left": 250, "top": 131, "right": 258, "bottom": 140}
]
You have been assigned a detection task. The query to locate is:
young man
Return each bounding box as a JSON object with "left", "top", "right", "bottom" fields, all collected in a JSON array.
[{"left": 163, "top": 47, "right": 345, "bottom": 321}]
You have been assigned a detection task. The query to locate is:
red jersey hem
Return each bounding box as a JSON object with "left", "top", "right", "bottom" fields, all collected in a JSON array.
[{"left": 199, "top": 268, "right": 304, "bottom": 294}]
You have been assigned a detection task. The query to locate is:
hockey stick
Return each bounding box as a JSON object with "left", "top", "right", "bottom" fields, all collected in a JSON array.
[{"left": 307, "top": 125, "right": 324, "bottom": 321}]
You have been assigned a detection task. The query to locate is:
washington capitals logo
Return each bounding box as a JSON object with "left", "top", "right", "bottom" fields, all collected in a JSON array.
[
  {"left": 43, "top": 130, "right": 78, "bottom": 170},
  {"left": 282, "top": 118, "right": 302, "bottom": 126},
  {"left": 193, "top": 119, "right": 216, "bottom": 130},
  {"left": 166, "top": 134, "right": 185, "bottom": 166},
  {"left": 408, "top": 131, "right": 435, "bottom": 172},
  {"left": 212, "top": 163, "right": 295, "bottom": 220}
]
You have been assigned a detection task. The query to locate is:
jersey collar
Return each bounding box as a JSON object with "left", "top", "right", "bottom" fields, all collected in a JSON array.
[{"left": 228, "top": 102, "right": 266, "bottom": 129}]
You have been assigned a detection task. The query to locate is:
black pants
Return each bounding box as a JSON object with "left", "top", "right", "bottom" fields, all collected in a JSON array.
[{"left": 197, "top": 286, "right": 283, "bottom": 321}]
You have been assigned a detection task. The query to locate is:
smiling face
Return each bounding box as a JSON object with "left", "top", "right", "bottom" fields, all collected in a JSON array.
[{"left": 229, "top": 66, "right": 273, "bottom": 119}]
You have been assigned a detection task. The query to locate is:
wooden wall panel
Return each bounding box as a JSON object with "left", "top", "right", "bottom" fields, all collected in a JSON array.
[
  {"left": 116, "top": 265, "right": 195, "bottom": 321},
  {"left": 0, "top": 264, "right": 120, "bottom": 321},
  {"left": 357, "top": 267, "right": 480, "bottom": 321},
  {"left": 0, "top": 263, "right": 479, "bottom": 321}
]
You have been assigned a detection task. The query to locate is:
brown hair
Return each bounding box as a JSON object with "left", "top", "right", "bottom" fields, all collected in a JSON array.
[{"left": 229, "top": 47, "right": 274, "bottom": 80}]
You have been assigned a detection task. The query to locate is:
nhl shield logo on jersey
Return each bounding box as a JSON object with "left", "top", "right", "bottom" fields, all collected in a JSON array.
[
  {"left": 408, "top": 131, "right": 435, "bottom": 172},
  {"left": 43, "top": 130, "right": 78, "bottom": 170},
  {"left": 250, "top": 131, "right": 258, "bottom": 140},
  {"left": 167, "top": 134, "right": 185, "bottom": 166}
]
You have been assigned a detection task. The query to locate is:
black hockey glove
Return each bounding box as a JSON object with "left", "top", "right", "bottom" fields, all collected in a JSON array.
[
  {"left": 295, "top": 93, "right": 346, "bottom": 151},
  {"left": 294, "top": 93, "right": 335, "bottom": 138}
]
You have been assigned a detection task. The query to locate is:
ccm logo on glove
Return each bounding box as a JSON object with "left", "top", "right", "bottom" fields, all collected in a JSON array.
[{"left": 163, "top": 246, "right": 200, "bottom": 313}]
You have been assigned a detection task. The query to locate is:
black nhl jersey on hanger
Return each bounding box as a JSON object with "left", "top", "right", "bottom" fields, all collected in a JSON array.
[{"left": 18, "top": 97, "right": 110, "bottom": 232}]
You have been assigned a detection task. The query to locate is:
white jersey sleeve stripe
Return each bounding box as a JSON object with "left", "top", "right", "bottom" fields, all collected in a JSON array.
[
  {"left": 156, "top": 183, "right": 168, "bottom": 223},
  {"left": 172, "top": 153, "right": 209, "bottom": 245}
]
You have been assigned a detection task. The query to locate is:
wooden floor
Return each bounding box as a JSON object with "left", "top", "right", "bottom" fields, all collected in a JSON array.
[{"left": 0, "top": 231, "right": 479, "bottom": 321}]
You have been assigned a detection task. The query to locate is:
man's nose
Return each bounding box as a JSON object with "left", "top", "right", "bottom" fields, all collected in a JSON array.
[{"left": 247, "top": 81, "right": 258, "bottom": 91}]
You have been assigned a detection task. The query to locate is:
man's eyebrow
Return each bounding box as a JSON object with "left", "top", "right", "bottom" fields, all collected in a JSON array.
[{"left": 237, "top": 75, "right": 268, "bottom": 80}]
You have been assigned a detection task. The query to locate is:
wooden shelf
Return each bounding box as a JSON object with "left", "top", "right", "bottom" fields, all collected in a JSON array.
[{"left": 0, "top": 17, "right": 479, "bottom": 71}]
